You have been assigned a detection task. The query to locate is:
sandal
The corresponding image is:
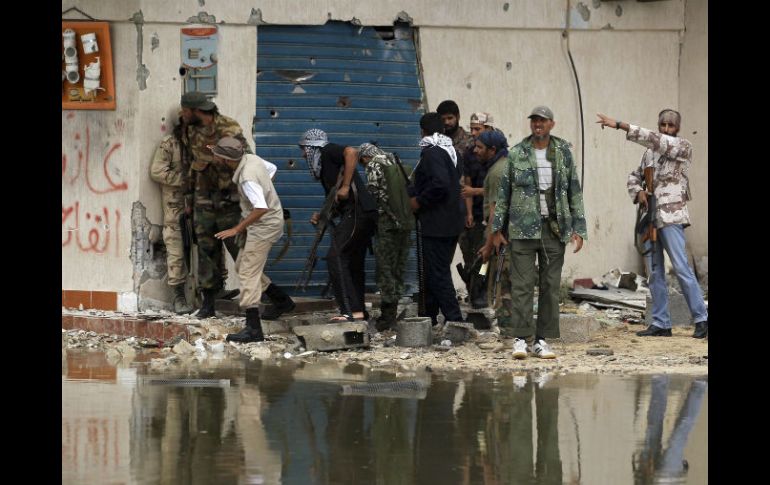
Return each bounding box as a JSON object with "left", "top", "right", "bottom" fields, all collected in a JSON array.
[
  {"left": 328, "top": 314, "right": 368, "bottom": 323},
  {"left": 328, "top": 314, "right": 356, "bottom": 322}
]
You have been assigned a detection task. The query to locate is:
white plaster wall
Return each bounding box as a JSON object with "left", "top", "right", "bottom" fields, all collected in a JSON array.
[
  {"left": 62, "top": 23, "right": 141, "bottom": 293},
  {"left": 420, "top": 27, "right": 679, "bottom": 278},
  {"left": 680, "top": 0, "right": 707, "bottom": 259},
  {"left": 63, "top": 0, "right": 704, "bottom": 295}
]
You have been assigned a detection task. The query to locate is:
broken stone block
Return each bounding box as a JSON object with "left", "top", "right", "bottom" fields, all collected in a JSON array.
[
  {"left": 444, "top": 321, "right": 474, "bottom": 344},
  {"left": 558, "top": 314, "right": 602, "bottom": 343},
  {"left": 645, "top": 294, "right": 692, "bottom": 327},
  {"left": 293, "top": 322, "right": 369, "bottom": 352},
  {"left": 396, "top": 317, "right": 432, "bottom": 348}
]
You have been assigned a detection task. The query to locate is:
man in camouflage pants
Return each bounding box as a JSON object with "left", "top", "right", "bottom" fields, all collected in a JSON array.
[
  {"left": 596, "top": 110, "right": 708, "bottom": 339},
  {"left": 358, "top": 143, "right": 412, "bottom": 331},
  {"left": 474, "top": 130, "right": 512, "bottom": 335},
  {"left": 491, "top": 106, "right": 587, "bottom": 360},
  {"left": 180, "top": 91, "right": 252, "bottom": 318},
  {"left": 149, "top": 114, "right": 193, "bottom": 314}
]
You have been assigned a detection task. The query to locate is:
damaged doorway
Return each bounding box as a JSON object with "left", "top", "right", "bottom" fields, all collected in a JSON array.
[{"left": 254, "top": 21, "right": 425, "bottom": 296}]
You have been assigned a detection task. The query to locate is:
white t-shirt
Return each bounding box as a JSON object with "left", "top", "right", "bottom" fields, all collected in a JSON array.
[{"left": 535, "top": 148, "right": 552, "bottom": 216}]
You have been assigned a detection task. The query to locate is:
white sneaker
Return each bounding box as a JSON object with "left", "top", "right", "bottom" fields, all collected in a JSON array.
[
  {"left": 512, "top": 372, "right": 527, "bottom": 390},
  {"left": 531, "top": 339, "right": 556, "bottom": 359},
  {"left": 511, "top": 338, "right": 528, "bottom": 359}
]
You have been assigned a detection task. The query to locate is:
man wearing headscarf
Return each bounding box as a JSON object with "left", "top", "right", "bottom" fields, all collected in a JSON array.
[
  {"left": 474, "top": 130, "right": 514, "bottom": 336},
  {"left": 299, "top": 129, "right": 378, "bottom": 321},
  {"left": 408, "top": 112, "right": 466, "bottom": 325},
  {"left": 358, "top": 143, "right": 412, "bottom": 331},
  {"left": 597, "top": 110, "right": 708, "bottom": 339},
  {"left": 459, "top": 112, "right": 498, "bottom": 308}
]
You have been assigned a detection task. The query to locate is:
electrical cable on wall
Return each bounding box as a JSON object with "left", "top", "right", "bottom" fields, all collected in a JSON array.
[{"left": 563, "top": 1, "right": 586, "bottom": 189}]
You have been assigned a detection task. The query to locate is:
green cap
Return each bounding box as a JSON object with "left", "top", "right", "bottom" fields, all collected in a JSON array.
[
  {"left": 181, "top": 91, "right": 215, "bottom": 110},
  {"left": 528, "top": 105, "right": 554, "bottom": 120}
]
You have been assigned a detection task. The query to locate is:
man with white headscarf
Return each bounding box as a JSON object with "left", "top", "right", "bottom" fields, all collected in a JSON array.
[
  {"left": 408, "top": 112, "right": 465, "bottom": 325},
  {"left": 597, "top": 110, "right": 708, "bottom": 339},
  {"left": 299, "top": 129, "right": 378, "bottom": 321}
]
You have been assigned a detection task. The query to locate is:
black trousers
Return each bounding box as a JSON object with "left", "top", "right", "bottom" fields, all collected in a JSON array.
[
  {"left": 421, "top": 235, "right": 463, "bottom": 322},
  {"left": 327, "top": 207, "right": 376, "bottom": 315}
]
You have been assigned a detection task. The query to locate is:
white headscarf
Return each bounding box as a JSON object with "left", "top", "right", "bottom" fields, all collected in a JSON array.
[{"left": 419, "top": 133, "right": 457, "bottom": 166}]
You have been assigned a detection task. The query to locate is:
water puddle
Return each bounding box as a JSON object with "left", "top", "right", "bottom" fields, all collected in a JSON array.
[{"left": 62, "top": 350, "right": 707, "bottom": 484}]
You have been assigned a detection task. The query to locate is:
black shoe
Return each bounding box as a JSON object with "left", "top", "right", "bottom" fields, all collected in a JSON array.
[
  {"left": 226, "top": 308, "right": 264, "bottom": 343},
  {"left": 692, "top": 320, "right": 708, "bottom": 339},
  {"left": 636, "top": 325, "right": 672, "bottom": 337},
  {"left": 261, "top": 284, "right": 296, "bottom": 320},
  {"left": 196, "top": 289, "right": 217, "bottom": 319}
]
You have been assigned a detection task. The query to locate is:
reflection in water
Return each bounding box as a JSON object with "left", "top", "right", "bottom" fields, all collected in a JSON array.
[
  {"left": 634, "top": 375, "right": 708, "bottom": 484},
  {"left": 62, "top": 350, "right": 708, "bottom": 484}
]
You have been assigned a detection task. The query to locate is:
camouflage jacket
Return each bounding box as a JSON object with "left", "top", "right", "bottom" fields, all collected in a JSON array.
[
  {"left": 626, "top": 125, "right": 692, "bottom": 228},
  {"left": 492, "top": 135, "right": 587, "bottom": 242},
  {"left": 182, "top": 113, "right": 252, "bottom": 207},
  {"left": 364, "top": 153, "right": 400, "bottom": 226},
  {"left": 149, "top": 134, "right": 186, "bottom": 209}
]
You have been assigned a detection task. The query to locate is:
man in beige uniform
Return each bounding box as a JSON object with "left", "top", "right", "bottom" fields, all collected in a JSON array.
[
  {"left": 210, "top": 137, "right": 285, "bottom": 343},
  {"left": 149, "top": 115, "right": 193, "bottom": 314}
]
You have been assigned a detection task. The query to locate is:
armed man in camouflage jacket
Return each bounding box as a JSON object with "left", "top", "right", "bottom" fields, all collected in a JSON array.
[
  {"left": 597, "top": 110, "right": 708, "bottom": 339},
  {"left": 180, "top": 91, "right": 253, "bottom": 318},
  {"left": 358, "top": 143, "right": 412, "bottom": 331},
  {"left": 491, "top": 106, "right": 587, "bottom": 360}
]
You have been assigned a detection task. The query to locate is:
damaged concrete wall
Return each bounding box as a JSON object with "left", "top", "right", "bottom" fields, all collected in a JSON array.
[
  {"left": 63, "top": 4, "right": 256, "bottom": 310},
  {"left": 62, "top": 22, "right": 141, "bottom": 304},
  {"left": 62, "top": 0, "right": 705, "bottom": 305}
]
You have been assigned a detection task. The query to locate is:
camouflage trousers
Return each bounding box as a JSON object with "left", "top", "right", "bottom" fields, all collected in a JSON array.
[
  {"left": 162, "top": 200, "right": 187, "bottom": 286},
  {"left": 487, "top": 247, "right": 512, "bottom": 333},
  {"left": 374, "top": 224, "right": 411, "bottom": 305},
  {"left": 194, "top": 203, "right": 241, "bottom": 290}
]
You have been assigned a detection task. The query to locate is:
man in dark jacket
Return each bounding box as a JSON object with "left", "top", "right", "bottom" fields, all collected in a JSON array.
[
  {"left": 299, "top": 129, "right": 378, "bottom": 321},
  {"left": 408, "top": 112, "right": 465, "bottom": 325}
]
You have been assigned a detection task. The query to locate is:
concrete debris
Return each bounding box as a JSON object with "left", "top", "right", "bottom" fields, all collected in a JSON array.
[
  {"left": 172, "top": 339, "right": 195, "bottom": 355},
  {"left": 293, "top": 322, "right": 369, "bottom": 352},
  {"left": 444, "top": 321, "right": 475, "bottom": 344},
  {"left": 247, "top": 345, "right": 272, "bottom": 360}
]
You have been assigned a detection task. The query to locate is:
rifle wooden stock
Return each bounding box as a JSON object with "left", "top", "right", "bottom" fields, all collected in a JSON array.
[{"left": 296, "top": 185, "right": 338, "bottom": 290}]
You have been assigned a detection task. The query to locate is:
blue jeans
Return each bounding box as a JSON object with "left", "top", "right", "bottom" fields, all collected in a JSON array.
[{"left": 645, "top": 224, "right": 707, "bottom": 329}]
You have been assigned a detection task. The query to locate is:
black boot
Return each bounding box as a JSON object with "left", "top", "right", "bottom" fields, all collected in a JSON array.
[
  {"left": 692, "top": 320, "right": 708, "bottom": 339},
  {"left": 216, "top": 288, "right": 240, "bottom": 300},
  {"left": 636, "top": 324, "right": 672, "bottom": 337},
  {"left": 470, "top": 278, "right": 488, "bottom": 309},
  {"left": 172, "top": 284, "right": 193, "bottom": 315},
  {"left": 375, "top": 301, "right": 398, "bottom": 332},
  {"left": 196, "top": 289, "right": 217, "bottom": 319},
  {"left": 261, "top": 284, "right": 296, "bottom": 320},
  {"left": 226, "top": 308, "right": 265, "bottom": 343}
]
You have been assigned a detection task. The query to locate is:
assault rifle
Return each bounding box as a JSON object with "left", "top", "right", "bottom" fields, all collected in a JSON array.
[
  {"left": 635, "top": 166, "right": 657, "bottom": 262},
  {"left": 296, "top": 185, "right": 339, "bottom": 291},
  {"left": 393, "top": 152, "right": 425, "bottom": 316}
]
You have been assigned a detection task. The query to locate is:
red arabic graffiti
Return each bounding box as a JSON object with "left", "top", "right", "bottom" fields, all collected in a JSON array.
[
  {"left": 62, "top": 122, "right": 127, "bottom": 194},
  {"left": 62, "top": 201, "right": 121, "bottom": 257}
]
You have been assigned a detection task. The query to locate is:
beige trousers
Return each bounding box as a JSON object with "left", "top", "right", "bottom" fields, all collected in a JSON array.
[{"left": 236, "top": 237, "right": 273, "bottom": 309}]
